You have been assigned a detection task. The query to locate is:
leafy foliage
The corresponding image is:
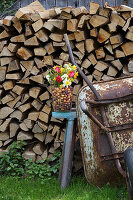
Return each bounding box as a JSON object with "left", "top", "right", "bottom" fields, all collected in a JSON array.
[
  {"left": 0, "top": 0, "right": 16, "bottom": 15},
  {"left": 0, "top": 141, "right": 61, "bottom": 179},
  {"left": 25, "top": 151, "right": 61, "bottom": 179},
  {"left": 0, "top": 140, "right": 25, "bottom": 176}
]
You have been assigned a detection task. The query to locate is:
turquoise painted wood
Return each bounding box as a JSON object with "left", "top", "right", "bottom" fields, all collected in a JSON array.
[
  {"left": 52, "top": 111, "right": 77, "bottom": 189},
  {"left": 52, "top": 111, "right": 77, "bottom": 121}
]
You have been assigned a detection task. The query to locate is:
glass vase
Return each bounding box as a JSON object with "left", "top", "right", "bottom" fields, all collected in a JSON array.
[{"left": 52, "top": 86, "right": 73, "bottom": 111}]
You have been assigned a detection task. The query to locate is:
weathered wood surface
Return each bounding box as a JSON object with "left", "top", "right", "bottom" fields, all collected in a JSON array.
[
  {"left": 20, "top": 0, "right": 129, "bottom": 9},
  {"left": 0, "top": 0, "right": 130, "bottom": 18}
]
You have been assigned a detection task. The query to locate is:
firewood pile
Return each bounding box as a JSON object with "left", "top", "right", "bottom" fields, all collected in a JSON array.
[{"left": 0, "top": 0, "right": 133, "bottom": 171}]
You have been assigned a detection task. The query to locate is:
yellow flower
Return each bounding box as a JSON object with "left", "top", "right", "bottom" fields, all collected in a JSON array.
[
  {"left": 70, "top": 78, "right": 74, "bottom": 82},
  {"left": 53, "top": 77, "right": 56, "bottom": 81},
  {"left": 73, "top": 65, "right": 77, "bottom": 70},
  {"left": 74, "top": 72, "right": 78, "bottom": 78},
  {"left": 61, "top": 68, "right": 65, "bottom": 73},
  {"left": 66, "top": 80, "right": 70, "bottom": 85},
  {"left": 60, "top": 84, "right": 63, "bottom": 88}
]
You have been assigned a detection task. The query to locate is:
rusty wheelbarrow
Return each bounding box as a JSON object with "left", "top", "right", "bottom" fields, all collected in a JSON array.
[{"left": 64, "top": 34, "right": 133, "bottom": 200}]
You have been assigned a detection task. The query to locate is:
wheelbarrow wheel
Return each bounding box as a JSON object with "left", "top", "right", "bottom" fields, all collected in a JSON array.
[{"left": 124, "top": 148, "right": 133, "bottom": 200}]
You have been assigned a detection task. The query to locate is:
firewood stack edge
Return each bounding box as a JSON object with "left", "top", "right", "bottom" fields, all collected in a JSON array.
[{"left": 0, "top": 1, "right": 133, "bottom": 172}]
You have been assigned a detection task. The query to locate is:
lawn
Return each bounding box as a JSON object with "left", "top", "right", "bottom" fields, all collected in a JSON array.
[{"left": 0, "top": 175, "right": 128, "bottom": 200}]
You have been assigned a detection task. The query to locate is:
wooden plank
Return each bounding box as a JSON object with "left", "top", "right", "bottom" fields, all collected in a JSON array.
[
  {"left": 45, "top": 0, "right": 56, "bottom": 9},
  {"left": 20, "top": 0, "right": 33, "bottom": 7},
  {"left": 39, "top": 0, "right": 46, "bottom": 8},
  {"left": 103, "top": 0, "right": 116, "bottom": 6},
  {"left": 56, "top": 0, "right": 67, "bottom": 7},
  {"left": 115, "top": 0, "right": 126, "bottom": 6},
  {"left": 78, "top": 0, "right": 90, "bottom": 10},
  {"left": 67, "top": 0, "right": 77, "bottom": 7}
]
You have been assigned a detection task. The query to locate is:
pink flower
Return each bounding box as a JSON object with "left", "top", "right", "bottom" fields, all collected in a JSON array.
[
  {"left": 69, "top": 71, "right": 75, "bottom": 77},
  {"left": 55, "top": 66, "right": 61, "bottom": 73},
  {"left": 56, "top": 75, "right": 62, "bottom": 82}
]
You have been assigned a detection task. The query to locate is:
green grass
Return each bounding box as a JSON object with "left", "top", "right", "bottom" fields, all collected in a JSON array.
[{"left": 0, "top": 175, "right": 128, "bottom": 200}]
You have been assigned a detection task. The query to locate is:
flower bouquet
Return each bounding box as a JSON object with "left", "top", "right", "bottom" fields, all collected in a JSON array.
[{"left": 46, "top": 63, "right": 78, "bottom": 111}]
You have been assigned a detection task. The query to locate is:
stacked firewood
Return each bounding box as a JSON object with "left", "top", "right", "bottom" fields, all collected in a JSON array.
[{"left": 0, "top": 1, "right": 133, "bottom": 170}]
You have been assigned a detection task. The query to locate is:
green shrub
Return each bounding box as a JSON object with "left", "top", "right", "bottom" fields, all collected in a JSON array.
[
  {"left": 0, "top": 0, "right": 16, "bottom": 14},
  {"left": 0, "top": 140, "right": 61, "bottom": 179},
  {"left": 0, "top": 140, "right": 25, "bottom": 176}
]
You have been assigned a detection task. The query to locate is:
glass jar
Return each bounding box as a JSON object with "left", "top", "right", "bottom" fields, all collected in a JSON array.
[{"left": 52, "top": 86, "right": 73, "bottom": 111}]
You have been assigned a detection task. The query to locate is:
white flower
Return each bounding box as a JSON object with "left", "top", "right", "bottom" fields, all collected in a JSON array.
[
  {"left": 61, "top": 74, "right": 68, "bottom": 80},
  {"left": 63, "top": 79, "right": 72, "bottom": 88},
  {"left": 64, "top": 64, "right": 71, "bottom": 70},
  {"left": 46, "top": 74, "right": 50, "bottom": 81},
  {"left": 64, "top": 64, "right": 69, "bottom": 68}
]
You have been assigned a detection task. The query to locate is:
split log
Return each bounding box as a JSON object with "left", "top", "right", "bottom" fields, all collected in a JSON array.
[
  {"left": 107, "top": 66, "right": 118, "bottom": 77},
  {"left": 32, "top": 19, "right": 44, "bottom": 32},
  {"left": 121, "top": 42, "right": 133, "bottom": 56},
  {"left": 78, "top": 15, "right": 90, "bottom": 29},
  {"left": 6, "top": 73, "right": 21, "bottom": 80},
  {"left": 67, "top": 19, "right": 78, "bottom": 32},
  {"left": 0, "top": 46, "right": 15, "bottom": 57},
  {"left": 89, "top": 2, "right": 100, "bottom": 14},
  {"left": 34, "top": 133, "right": 46, "bottom": 142},
  {"left": 49, "top": 33, "right": 63, "bottom": 42},
  {"left": 45, "top": 42, "right": 55, "bottom": 55},
  {"left": 22, "top": 151, "right": 36, "bottom": 162},
  {"left": 17, "top": 131, "right": 33, "bottom": 140},
  {"left": 47, "top": 19, "right": 65, "bottom": 30},
  {"left": 24, "top": 36, "right": 39, "bottom": 46},
  {"left": 97, "top": 28, "right": 110, "bottom": 43},
  {"left": 29, "top": 87, "right": 41, "bottom": 99},
  {"left": 88, "top": 53, "right": 97, "bottom": 65},
  {"left": 128, "top": 59, "right": 133, "bottom": 72},
  {"left": 17, "top": 47, "right": 33, "bottom": 60},
  {"left": 32, "top": 99, "right": 43, "bottom": 111},
  {"left": 89, "top": 15, "right": 109, "bottom": 28},
  {"left": 35, "top": 29, "right": 49, "bottom": 42},
  {"left": 3, "top": 81, "right": 14, "bottom": 90},
  {"left": 34, "top": 48, "right": 46, "bottom": 56},
  {"left": 90, "top": 28, "right": 97, "bottom": 37},
  {"left": 0, "top": 118, "right": 11, "bottom": 132},
  {"left": 0, "top": 30, "right": 11, "bottom": 40},
  {"left": 8, "top": 60, "right": 20, "bottom": 72},
  {"left": 0, "top": 107, "right": 14, "bottom": 119},
  {"left": 0, "top": 1, "right": 133, "bottom": 170},
  {"left": 3, "top": 16, "right": 13, "bottom": 26},
  {"left": 95, "top": 47, "right": 105, "bottom": 59},
  {"left": 30, "top": 74, "right": 44, "bottom": 84},
  {"left": 10, "top": 34, "right": 25, "bottom": 43},
  {"left": 74, "top": 31, "right": 85, "bottom": 42},
  {"left": 28, "top": 111, "right": 39, "bottom": 121},
  {"left": 10, "top": 110, "right": 24, "bottom": 121},
  {"left": 33, "top": 143, "right": 45, "bottom": 155},
  {"left": 0, "top": 132, "right": 10, "bottom": 141},
  {"left": 38, "top": 112, "right": 49, "bottom": 123},
  {"left": 95, "top": 61, "right": 109, "bottom": 71},
  {"left": 0, "top": 66, "right": 7, "bottom": 82},
  {"left": 85, "top": 39, "right": 95, "bottom": 53}
]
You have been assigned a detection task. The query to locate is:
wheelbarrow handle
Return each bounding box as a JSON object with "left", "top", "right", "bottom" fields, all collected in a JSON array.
[
  {"left": 80, "top": 100, "right": 109, "bottom": 132},
  {"left": 64, "top": 34, "right": 101, "bottom": 100}
]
